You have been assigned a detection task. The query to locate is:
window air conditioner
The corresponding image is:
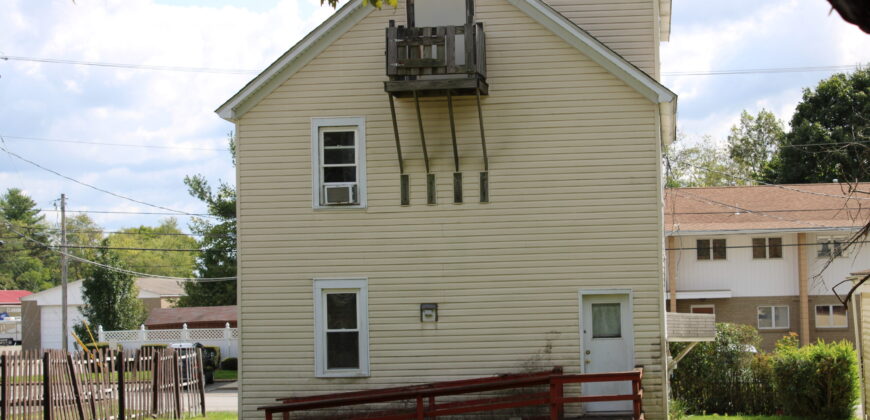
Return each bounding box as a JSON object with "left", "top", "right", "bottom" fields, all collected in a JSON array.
[{"left": 323, "top": 184, "right": 357, "bottom": 205}]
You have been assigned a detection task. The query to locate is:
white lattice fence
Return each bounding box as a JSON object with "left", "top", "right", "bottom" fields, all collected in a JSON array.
[{"left": 99, "top": 324, "right": 240, "bottom": 358}]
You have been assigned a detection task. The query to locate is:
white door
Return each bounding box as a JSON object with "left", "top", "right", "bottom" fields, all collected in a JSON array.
[{"left": 581, "top": 293, "right": 633, "bottom": 413}]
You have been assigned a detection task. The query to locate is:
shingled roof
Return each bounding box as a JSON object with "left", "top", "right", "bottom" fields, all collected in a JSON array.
[
  {"left": 0, "top": 290, "right": 33, "bottom": 305},
  {"left": 144, "top": 305, "right": 237, "bottom": 329},
  {"left": 665, "top": 183, "right": 870, "bottom": 235}
]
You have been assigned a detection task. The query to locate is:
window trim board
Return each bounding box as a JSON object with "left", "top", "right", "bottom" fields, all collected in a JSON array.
[
  {"left": 313, "top": 278, "right": 370, "bottom": 378},
  {"left": 311, "top": 117, "right": 367, "bottom": 209}
]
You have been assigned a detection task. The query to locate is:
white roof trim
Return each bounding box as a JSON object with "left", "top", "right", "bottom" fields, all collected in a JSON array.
[
  {"left": 216, "top": 0, "right": 374, "bottom": 121},
  {"left": 676, "top": 290, "right": 732, "bottom": 300},
  {"left": 507, "top": 0, "right": 676, "bottom": 105}
]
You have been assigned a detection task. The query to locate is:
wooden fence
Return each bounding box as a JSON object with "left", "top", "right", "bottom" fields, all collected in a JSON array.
[{"left": 0, "top": 348, "right": 206, "bottom": 420}]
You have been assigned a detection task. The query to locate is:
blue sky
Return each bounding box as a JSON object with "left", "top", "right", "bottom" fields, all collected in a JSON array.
[{"left": 0, "top": 0, "right": 868, "bottom": 233}]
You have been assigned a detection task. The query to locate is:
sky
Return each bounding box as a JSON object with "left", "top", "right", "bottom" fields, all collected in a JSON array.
[{"left": 0, "top": 0, "right": 869, "bottom": 233}]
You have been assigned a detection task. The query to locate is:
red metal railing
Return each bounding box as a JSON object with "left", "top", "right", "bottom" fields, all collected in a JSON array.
[{"left": 260, "top": 366, "right": 643, "bottom": 420}]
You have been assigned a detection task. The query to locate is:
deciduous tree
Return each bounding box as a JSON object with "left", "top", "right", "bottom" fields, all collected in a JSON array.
[
  {"left": 726, "top": 109, "right": 784, "bottom": 182},
  {"left": 79, "top": 247, "right": 144, "bottom": 331}
]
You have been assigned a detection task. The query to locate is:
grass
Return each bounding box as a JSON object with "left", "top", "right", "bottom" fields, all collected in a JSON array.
[
  {"left": 159, "top": 412, "right": 237, "bottom": 420},
  {"left": 214, "top": 369, "right": 237, "bottom": 381},
  {"left": 687, "top": 416, "right": 855, "bottom": 420}
]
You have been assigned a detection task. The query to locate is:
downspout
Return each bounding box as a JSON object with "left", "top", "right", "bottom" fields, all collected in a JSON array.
[{"left": 798, "top": 233, "right": 810, "bottom": 346}]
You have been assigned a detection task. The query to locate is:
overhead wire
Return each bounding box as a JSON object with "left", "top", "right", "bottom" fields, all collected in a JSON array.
[
  {"left": 1, "top": 218, "right": 235, "bottom": 282},
  {"left": 0, "top": 134, "right": 225, "bottom": 151},
  {"left": 0, "top": 139, "right": 220, "bottom": 218}
]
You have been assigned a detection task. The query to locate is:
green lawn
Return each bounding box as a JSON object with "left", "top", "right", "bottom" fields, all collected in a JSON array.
[
  {"left": 162, "top": 412, "right": 237, "bottom": 420},
  {"left": 688, "top": 416, "right": 832, "bottom": 420},
  {"left": 214, "top": 369, "right": 237, "bottom": 381}
]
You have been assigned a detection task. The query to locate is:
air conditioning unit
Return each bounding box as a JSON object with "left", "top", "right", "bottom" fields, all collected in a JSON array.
[{"left": 323, "top": 184, "right": 358, "bottom": 205}]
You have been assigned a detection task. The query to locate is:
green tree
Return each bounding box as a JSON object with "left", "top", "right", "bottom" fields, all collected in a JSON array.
[
  {"left": 58, "top": 214, "right": 104, "bottom": 281},
  {"left": 79, "top": 247, "right": 144, "bottom": 331},
  {"left": 666, "top": 135, "right": 736, "bottom": 187},
  {"left": 177, "top": 137, "right": 237, "bottom": 307},
  {"left": 726, "top": 109, "right": 784, "bottom": 182},
  {"left": 107, "top": 218, "right": 197, "bottom": 277},
  {"left": 0, "top": 188, "right": 55, "bottom": 291},
  {"left": 764, "top": 68, "right": 870, "bottom": 183}
]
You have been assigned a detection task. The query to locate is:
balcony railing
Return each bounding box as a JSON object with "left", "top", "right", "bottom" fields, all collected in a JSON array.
[{"left": 385, "top": 21, "right": 487, "bottom": 96}]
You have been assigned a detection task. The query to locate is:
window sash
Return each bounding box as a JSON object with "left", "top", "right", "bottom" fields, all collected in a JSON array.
[
  {"left": 314, "top": 279, "right": 369, "bottom": 377},
  {"left": 311, "top": 117, "right": 366, "bottom": 209},
  {"left": 815, "top": 304, "right": 847, "bottom": 328},
  {"left": 758, "top": 305, "right": 789, "bottom": 329},
  {"left": 752, "top": 238, "right": 767, "bottom": 259},
  {"left": 712, "top": 239, "right": 726, "bottom": 259},
  {"left": 697, "top": 239, "right": 711, "bottom": 260},
  {"left": 320, "top": 128, "right": 358, "bottom": 186},
  {"left": 768, "top": 237, "right": 783, "bottom": 258}
]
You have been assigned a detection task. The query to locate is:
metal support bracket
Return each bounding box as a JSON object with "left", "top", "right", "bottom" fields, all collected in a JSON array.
[
  {"left": 413, "top": 90, "right": 430, "bottom": 173},
  {"left": 388, "top": 94, "right": 404, "bottom": 174}
]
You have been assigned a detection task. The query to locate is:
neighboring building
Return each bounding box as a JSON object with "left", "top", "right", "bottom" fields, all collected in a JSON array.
[
  {"left": 20, "top": 278, "right": 184, "bottom": 351},
  {"left": 218, "top": 0, "right": 678, "bottom": 418},
  {"left": 665, "top": 184, "right": 870, "bottom": 350},
  {"left": 850, "top": 269, "right": 870, "bottom": 414},
  {"left": 144, "top": 305, "right": 237, "bottom": 329},
  {"left": 0, "top": 290, "right": 33, "bottom": 318}
]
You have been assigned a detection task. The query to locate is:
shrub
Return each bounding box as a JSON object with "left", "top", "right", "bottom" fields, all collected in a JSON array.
[
  {"left": 669, "top": 323, "right": 778, "bottom": 415},
  {"left": 220, "top": 357, "right": 238, "bottom": 371},
  {"left": 772, "top": 337, "right": 858, "bottom": 419},
  {"left": 83, "top": 342, "right": 112, "bottom": 351}
]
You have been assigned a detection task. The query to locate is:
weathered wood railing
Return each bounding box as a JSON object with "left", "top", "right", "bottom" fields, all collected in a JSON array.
[
  {"left": 0, "top": 348, "right": 206, "bottom": 420},
  {"left": 260, "top": 366, "right": 644, "bottom": 420},
  {"left": 386, "top": 21, "right": 486, "bottom": 79}
]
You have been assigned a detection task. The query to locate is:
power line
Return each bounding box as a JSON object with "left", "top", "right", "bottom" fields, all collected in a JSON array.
[
  {"left": 0, "top": 134, "right": 225, "bottom": 152},
  {"left": 0, "top": 55, "right": 258, "bottom": 75},
  {"left": 47, "top": 244, "right": 203, "bottom": 252},
  {"left": 669, "top": 159, "right": 870, "bottom": 201},
  {"left": 665, "top": 207, "right": 865, "bottom": 216},
  {"left": 672, "top": 190, "right": 837, "bottom": 230},
  {"left": 1, "top": 219, "right": 235, "bottom": 282},
  {"left": 38, "top": 209, "right": 214, "bottom": 217},
  {"left": 0, "top": 141, "right": 220, "bottom": 218},
  {"left": 663, "top": 64, "right": 861, "bottom": 77}
]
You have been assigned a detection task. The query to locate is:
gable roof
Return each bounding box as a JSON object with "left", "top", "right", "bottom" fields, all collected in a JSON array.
[
  {"left": 216, "top": 0, "right": 677, "bottom": 143},
  {"left": 144, "top": 305, "right": 237, "bottom": 328},
  {"left": 20, "top": 278, "right": 184, "bottom": 306},
  {"left": 665, "top": 183, "right": 870, "bottom": 235},
  {"left": 0, "top": 290, "right": 33, "bottom": 305}
]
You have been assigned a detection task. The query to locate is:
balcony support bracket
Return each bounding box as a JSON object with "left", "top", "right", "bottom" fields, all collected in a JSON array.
[{"left": 413, "top": 90, "right": 430, "bottom": 174}]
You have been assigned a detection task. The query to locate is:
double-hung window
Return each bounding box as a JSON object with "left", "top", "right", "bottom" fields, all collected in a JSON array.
[
  {"left": 815, "top": 304, "right": 847, "bottom": 328},
  {"left": 752, "top": 237, "right": 783, "bottom": 259},
  {"left": 314, "top": 279, "right": 370, "bottom": 377},
  {"left": 311, "top": 117, "right": 367, "bottom": 208},
  {"left": 697, "top": 239, "right": 726, "bottom": 260},
  {"left": 817, "top": 236, "right": 846, "bottom": 258},
  {"left": 757, "top": 305, "right": 789, "bottom": 329}
]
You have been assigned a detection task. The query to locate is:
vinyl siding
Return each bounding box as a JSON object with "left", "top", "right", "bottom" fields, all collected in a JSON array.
[
  {"left": 235, "top": 0, "right": 666, "bottom": 418},
  {"left": 544, "top": 0, "right": 659, "bottom": 78}
]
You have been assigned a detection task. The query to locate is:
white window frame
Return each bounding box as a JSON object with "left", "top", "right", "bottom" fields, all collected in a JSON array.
[
  {"left": 752, "top": 237, "right": 783, "bottom": 260},
  {"left": 313, "top": 278, "right": 370, "bottom": 378},
  {"left": 757, "top": 305, "right": 789, "bottom": 330},
  {"left": 817, "top": 235, "right": 848, "bottom": 259},
  {"left": 815, "top": 304, "right": 848, "bottom": 329},
  {"left": 690, "top": 304, "right": 715, "bottom": 315},
  {"left": 696, "top": 238, "right": 727, "bottom": 261},
  {"left": 311, "top": 117, "right": 367, "bottom": 209}
]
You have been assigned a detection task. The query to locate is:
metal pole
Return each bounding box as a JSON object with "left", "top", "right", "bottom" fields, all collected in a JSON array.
[{"left": 61, "top": 194, "right": 69, "bottom": 352}]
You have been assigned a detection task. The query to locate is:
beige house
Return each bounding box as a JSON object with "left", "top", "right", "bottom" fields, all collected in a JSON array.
[
  {"left": 218, "top": 0, "right": 677, "bottom": 418},
  {"left": 20, "top": 278, "right": 184, "bottom": 351},
  {"left": 665, "top": 184, "right": 870, "bottom": 350},
  {"left": 850, "top": 269, "right": 870, "bottom": 417}
]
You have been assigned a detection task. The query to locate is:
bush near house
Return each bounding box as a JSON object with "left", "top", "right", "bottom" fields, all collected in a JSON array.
[
  {"left": 771, "top": 335, "right": 858, "bottom": 420},
  {"left": 670, "top": 323, "right": 778, "bottom": 415},
  {"left": 220, "top": 357, "right": 237, "bottom": 370},
  {"left": 671, "top": 326, "right": 859, "bottom": 420}
]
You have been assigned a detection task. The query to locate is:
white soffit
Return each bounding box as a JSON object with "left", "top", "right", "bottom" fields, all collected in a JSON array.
[
  {"left": 216, "top": 0, "right": 374, "bottom": 122},
  {"left": 676, "top": 290, "right": 732, "bottom": 300}
]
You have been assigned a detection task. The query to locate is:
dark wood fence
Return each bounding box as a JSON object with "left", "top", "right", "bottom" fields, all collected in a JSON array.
[{"left": 1, "top": 348, "right": 206, "bottom": 420}]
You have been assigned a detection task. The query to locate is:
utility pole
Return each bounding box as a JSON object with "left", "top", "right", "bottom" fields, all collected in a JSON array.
[{"left": 60, "top": 193, "right": 69, "bottom": 351}]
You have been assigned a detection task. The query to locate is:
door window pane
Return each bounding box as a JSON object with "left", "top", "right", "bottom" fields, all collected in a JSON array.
[
  {"left": 592, "top": 303, "right": 621, "bottom": 338},
  {"left": 326, "top": 293, "right": 357, "bottom": 329},
  {"left": 326, "top": 331, "right": 360, "bottom": 369}
]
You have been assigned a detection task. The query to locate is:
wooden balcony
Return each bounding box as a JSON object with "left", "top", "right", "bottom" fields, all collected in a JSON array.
[{"left": 385, "top": 21, "right": 487, "bottom": 98}]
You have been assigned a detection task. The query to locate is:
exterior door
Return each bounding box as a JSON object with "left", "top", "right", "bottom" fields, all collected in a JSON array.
[{"left": 581, "top": 293, "right": 633, "bottom": 413}]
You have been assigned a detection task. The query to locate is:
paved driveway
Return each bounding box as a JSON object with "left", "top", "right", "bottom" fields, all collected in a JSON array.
[{"left": 205, "top": 381, "right": 238, "bottom": 412}]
